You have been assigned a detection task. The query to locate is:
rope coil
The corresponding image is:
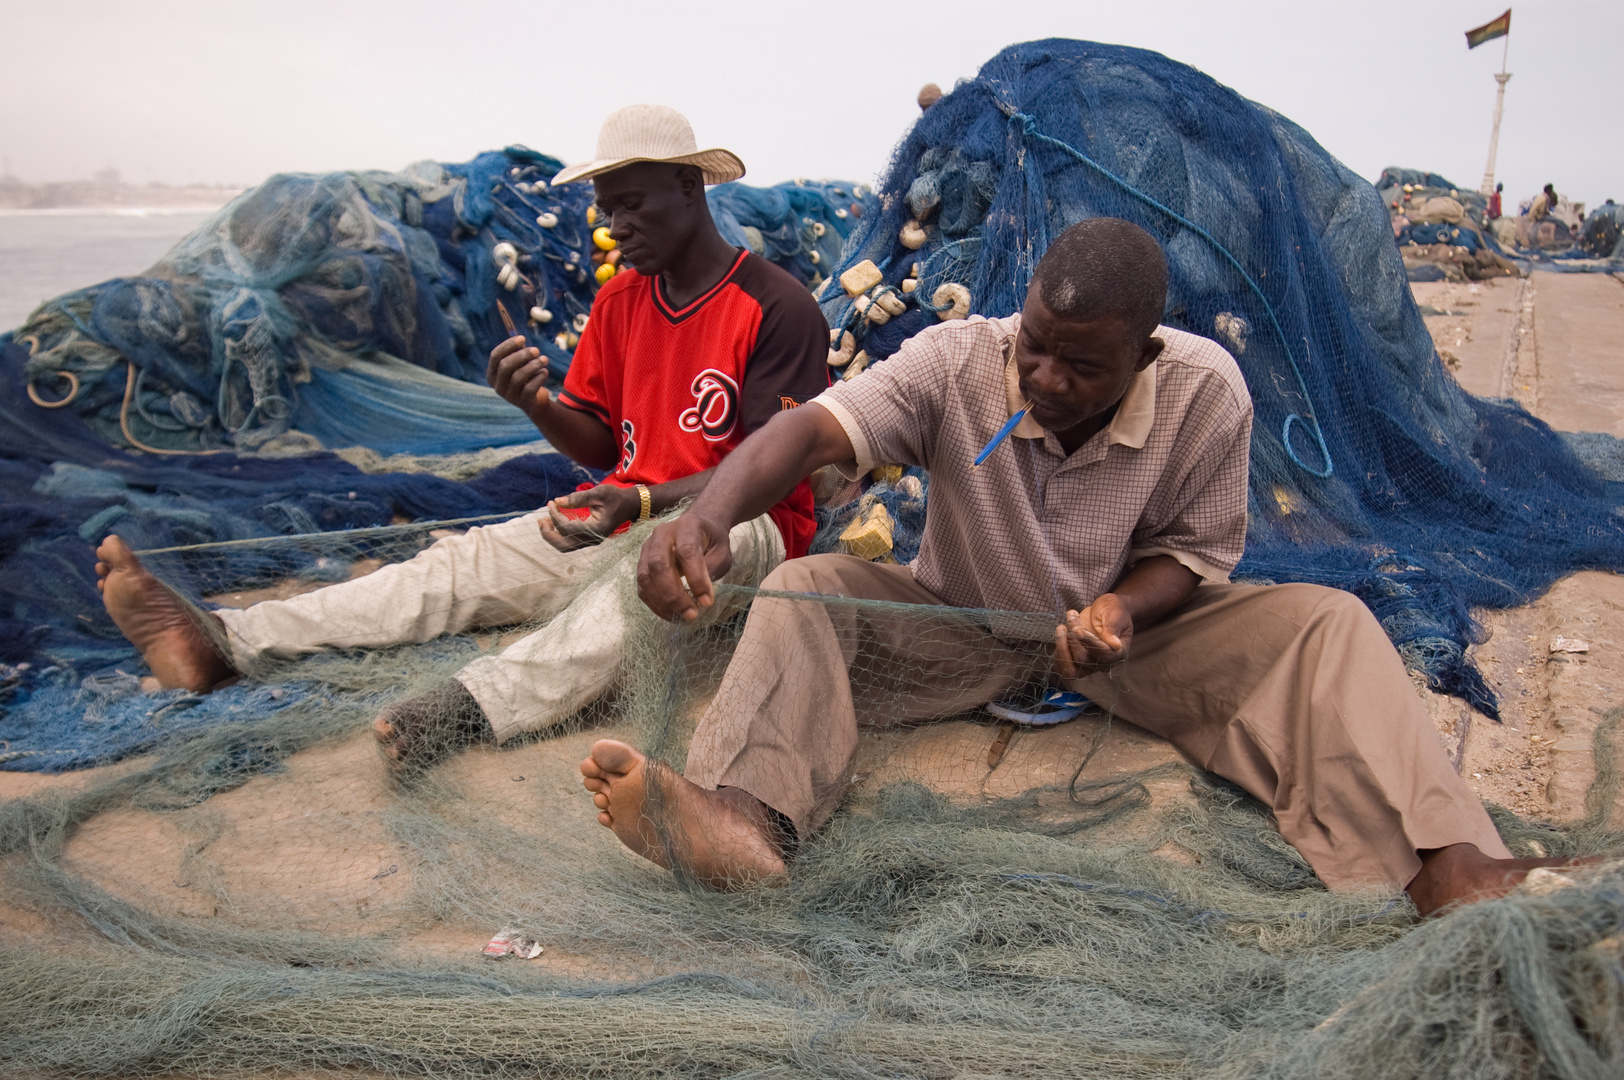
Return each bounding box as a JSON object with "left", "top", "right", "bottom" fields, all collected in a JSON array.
[{"left": 26, "top": 370, "right": 80, "bottom": 409}]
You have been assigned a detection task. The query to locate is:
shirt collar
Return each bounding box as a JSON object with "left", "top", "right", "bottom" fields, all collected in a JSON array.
[{"left": 1002, "top": 332, "right": 1158, "bottom": 449}]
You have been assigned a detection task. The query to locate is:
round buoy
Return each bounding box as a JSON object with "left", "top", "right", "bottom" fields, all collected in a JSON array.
[
  {"left": 828, "top": 329, "right": 856, "bottom": 367},
  {"left": 932, "top": 282, "right": 971, "bottom": 321},
  {"left": 592, "top": 227, "right": 615, "bottom": 252},
  {"left": 536, "top": 212, "right": 558, "bottom": 229}
]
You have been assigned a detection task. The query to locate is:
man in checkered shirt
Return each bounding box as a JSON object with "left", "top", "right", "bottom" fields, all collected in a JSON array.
[{"left": 583, "top": 218, "right": 1590, "bottom": 915}]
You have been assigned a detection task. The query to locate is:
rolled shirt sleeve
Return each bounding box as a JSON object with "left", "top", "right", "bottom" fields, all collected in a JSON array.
[{"left": 812, "top": 319, "right": 963, "bottom": 480}]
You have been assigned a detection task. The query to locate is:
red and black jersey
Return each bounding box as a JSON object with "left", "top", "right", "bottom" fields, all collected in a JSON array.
[{"left": 558, "top": 249, "right": 830, "bottom": 558}]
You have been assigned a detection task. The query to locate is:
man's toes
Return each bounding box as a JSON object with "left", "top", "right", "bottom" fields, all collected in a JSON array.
[
  {"left": 588, "top": 738, "right": 641, "bottom": 776},
  {"left": 96, "top": 535, "right": 136, "bottom": 569}
]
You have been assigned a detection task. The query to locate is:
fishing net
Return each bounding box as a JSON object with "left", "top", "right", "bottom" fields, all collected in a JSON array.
[
  {"left": 817, "top": 38, "right": 1624, "bottom": 716},
  {"left": 6, "top": 35, "right": 1624, "bottom": 1078},
  {"left": 2, "top": 513, "right": 1623, "bottom": 1078},
  {"left": 0, "top": 154, "right": 868, "bottom": 723},
  {"left": 6, "top": 150, "right": 865, "bottom": 456}
]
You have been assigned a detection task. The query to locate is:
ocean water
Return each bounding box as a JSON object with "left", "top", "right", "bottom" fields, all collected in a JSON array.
[{"left": 0, "top": 209, "right": 217, "bottom": 333}]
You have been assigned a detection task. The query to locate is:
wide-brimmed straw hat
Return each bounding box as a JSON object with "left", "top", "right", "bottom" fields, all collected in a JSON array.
[{"left": 551, "top": 105, "right": 745, "bottom": 187}]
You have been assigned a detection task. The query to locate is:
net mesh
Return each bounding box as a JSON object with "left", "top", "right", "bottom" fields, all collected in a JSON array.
[
  {"left": 5, "top": 36, "right": 1624, "bottom": 1080},
  {"left": 1, "top": 518, "right": 1623, "bottom": 1078},
  {"left": 816, "top": 38, "right": 1624, "bottom": 717}
]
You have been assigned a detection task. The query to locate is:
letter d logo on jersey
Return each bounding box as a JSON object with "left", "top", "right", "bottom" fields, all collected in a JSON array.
[{"left": 678, "top": 369, "right": 739, "bottom": 442}]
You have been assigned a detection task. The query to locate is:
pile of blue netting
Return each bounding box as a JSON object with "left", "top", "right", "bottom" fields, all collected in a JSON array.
[
  {"left": 0, "top": 152, "right": 867, "bottom": 767},
  {"left": 1580, "top": 199, "right": 1624, "bottom": 261},
  {"left": 8, "top": 147, "right": 863, "bottom": 455},
  {"left": 818, "top": 38, "right": 1624, "bottom": 716}
]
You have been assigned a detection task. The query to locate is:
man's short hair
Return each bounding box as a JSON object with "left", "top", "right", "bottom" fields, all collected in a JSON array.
[{"left": 1031, "top": 218, "right": 1168, "bottom": 340}]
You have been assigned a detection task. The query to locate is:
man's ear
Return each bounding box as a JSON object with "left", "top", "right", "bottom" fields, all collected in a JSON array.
[
  {"left": 1136, "top": 335, "right": 1166, "bottom": 371},
  {"left": 677, "top": 165, "right": 703, "bottom": 203}
]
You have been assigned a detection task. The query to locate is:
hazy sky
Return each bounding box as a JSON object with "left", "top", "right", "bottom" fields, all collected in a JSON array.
[{"left": 1, "top": 0, "right": 1617, "bottom": 207}]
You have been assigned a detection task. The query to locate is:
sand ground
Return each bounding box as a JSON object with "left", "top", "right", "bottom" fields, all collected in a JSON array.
[{"left": 5, "top": 270, "right": 1624, "bottom": 985}]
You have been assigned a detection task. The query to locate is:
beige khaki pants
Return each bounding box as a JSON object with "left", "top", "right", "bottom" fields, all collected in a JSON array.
[
  {"left": 685, "top": 554, "right": 1509, "bottom": 892},
  {"left": 216, "top": 512, "right": 785, "bottom": 742}
]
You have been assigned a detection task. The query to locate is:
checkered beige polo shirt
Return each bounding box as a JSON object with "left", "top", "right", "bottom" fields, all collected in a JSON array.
[{"left": 814, "top": 314, "right": 1252, "bottom": 616}]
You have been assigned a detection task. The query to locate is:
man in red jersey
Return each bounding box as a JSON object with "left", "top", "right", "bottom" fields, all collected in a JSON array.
[{"left": 93, "top": 105, "right": 830, "bottom": 767}]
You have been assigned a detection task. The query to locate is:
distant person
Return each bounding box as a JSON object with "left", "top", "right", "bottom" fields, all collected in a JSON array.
[
  {"left": 93, "top": 105, "right": 830, "bottom": 769},
  {"left": 1529, "top": 183, "right": 1558, "bottom": 221},
  {"left": 1486, "top": 182, "right": 1503, "bottom": 221}
]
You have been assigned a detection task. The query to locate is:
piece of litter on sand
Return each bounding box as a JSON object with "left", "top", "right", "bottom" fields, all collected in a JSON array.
[
  {"left": 1550, "top": 636, "right": 1591, "bottom": 654},
  {"left": 482, "top": 929, "right": 543, "bottom": 960}
]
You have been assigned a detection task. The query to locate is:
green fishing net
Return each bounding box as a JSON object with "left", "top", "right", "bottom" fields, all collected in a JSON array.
[{"left": 2, "top": 517, "right": 1623, "bottom": 1079}]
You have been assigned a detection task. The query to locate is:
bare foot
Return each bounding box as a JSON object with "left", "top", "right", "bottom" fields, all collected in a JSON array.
[
  {"left": 95, "top": 535, "right": 234, "bottom": 692},
  {"left": 580, "top": 739, "right": 788, "bottom": 889},
  {"left": 1407, "top": 843, "right": 1608, "bottom": 917},
  {"left": 373, "top": 679, "right": 492, "bottom": 769}
]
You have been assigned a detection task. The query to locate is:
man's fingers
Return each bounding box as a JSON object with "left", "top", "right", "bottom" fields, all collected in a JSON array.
[
  {"left": 547, "top": 501, "right": 604, "bottom": 533},
  {"left": 1069, "top": 624, "right": 1111, "bottom": 651},
  {"left": 636, "top": 529, "right": 698, "bottom": 621},
  {"left": 538, "top": 513, "right": 589, "bottom": 553},
  {"left": 491, "top": 347, "right": 547, "bottom": 399},
  {"left": 672, "top": 537, "right": 716, "bottom": 618},
  {"left": 486, "top": 336, "right": 529, "bottom": 382},
  {"left": 1054, "top": 624, "right": 1079, "bottom": 680}
]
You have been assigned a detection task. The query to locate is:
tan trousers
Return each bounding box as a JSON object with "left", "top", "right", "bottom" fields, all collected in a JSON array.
[
  {"left": 686, "top": 554, "right": 1510, "bottom": 892},
  {"left": 215, "top": 512, "right": 785, "bottom": 742}
]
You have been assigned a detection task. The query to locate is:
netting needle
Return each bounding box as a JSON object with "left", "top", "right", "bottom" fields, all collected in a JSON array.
[
  {"left": 971, "top": 401, "right": 1033, "bottom": 469},
  {"left": 496, "top": 299, "right": 518, "bottom": 336}
]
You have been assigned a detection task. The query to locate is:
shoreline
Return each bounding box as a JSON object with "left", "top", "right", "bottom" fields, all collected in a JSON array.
[{"left": 0, "top": 205, "right": 227, "bottom": 218}]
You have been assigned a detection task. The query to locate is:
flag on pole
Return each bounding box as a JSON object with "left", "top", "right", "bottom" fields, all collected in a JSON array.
[{"left": 1466, "top": 9, "right": 1511, "bottom": 49}]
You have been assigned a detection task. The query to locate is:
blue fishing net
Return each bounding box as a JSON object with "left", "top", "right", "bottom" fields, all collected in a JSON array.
[
  {"left": 1580, "top": 200, "right": 1624, "bottom": 260},
  {"left": 0, "top": 341, "right": 599, "bottom": 768},
  {"left": 8, "top": 150, "right": 862, "bottom": 456},
  {"left": 818, "top": 38, "right": 1624, "bottom": 716},
  {"left": 0, "top": 148, "right": 867, "bottom": 768}
]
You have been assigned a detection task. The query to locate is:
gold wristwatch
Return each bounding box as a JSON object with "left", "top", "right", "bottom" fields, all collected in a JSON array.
[{"left": 636, "top": 484, "right": 652, "bottom": 521}]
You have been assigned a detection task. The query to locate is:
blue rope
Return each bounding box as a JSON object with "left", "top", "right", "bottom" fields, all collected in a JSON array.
[{"left": 1005, "top": 111, "right": 1335, "bottom": 479}]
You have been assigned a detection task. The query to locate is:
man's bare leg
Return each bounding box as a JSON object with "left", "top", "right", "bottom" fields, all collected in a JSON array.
[
  {"left": 580, "top": 739, "right": 787, "bottom": 889},
  {"left": 95, "top": 535, "right": 235, "bottom": 692},
  {"left": 373, "top": 679, "right": 493, "bottom": 768},
  {"left": 1407, "top": 843, "right": 1607, "bottom": 917}
]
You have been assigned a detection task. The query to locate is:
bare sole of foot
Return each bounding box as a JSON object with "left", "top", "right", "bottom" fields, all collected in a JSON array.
[
  {"left": 95, "top": 534, "right": 235, "bottom": 692},
  {"left": 373, "top": 679, "right": 492, "bottom": 770},
  {"left": 1407, "top": 843, "right": 1610, "bottom": 917},
  {"left": 580, "top": 738, "right": 787, "bottom": 890}
]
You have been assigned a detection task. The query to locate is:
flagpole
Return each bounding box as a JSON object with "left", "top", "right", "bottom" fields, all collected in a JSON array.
[{"left": 1479, "top": 34, "right": 1512, "bottom": 195}]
